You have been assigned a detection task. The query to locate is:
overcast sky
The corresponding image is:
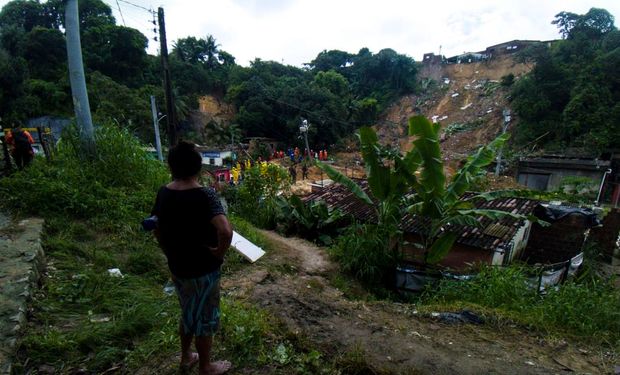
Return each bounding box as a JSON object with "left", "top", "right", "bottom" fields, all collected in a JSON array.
[{"left": 2, "top": 0, "right": 620, "bottom": 66}]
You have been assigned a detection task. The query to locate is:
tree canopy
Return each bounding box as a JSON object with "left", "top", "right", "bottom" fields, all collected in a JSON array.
[
  {"left": 0, "top": 0, "right": 418, "bottom": 147},
  {"left": 512, "top": 8, "right": 620, "bottom": 153}
]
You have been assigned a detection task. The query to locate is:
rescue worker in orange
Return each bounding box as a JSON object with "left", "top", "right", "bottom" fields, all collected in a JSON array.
[{"left": 6, "top": 124, "right": 34, "bottom": 170}]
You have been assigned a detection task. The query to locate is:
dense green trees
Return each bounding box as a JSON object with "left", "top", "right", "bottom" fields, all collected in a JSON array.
[
  {"left": 226, "top": 47, "right": 417, "bottom": 147},
  {"left": 3, "top": 1, "right": 617, "bottom": 153},
  {"left": 512, "top": 8, "right": 620, "bottom": 153},
  {"left": 0, "top": 0, "right": 419, "bottom": 146},
  {"left": 0, "top": 0, "right": 420, "bottom": 146},
  {"left": 0, "top": 0, "right": 154, "bottom": 127}
]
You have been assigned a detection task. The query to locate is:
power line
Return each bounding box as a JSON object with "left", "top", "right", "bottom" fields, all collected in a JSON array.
[
  {"left": 253, "top": 78, "right": 404, "bottom": 129},
  {"left": 102, "top": 0, "right": 159, "bottom": 48},
  {"left": 116, "top": 0, "right": 154, "bottom": 13},
  {"left": 114, "top": 0, "right": 126, "bottom": 26}
]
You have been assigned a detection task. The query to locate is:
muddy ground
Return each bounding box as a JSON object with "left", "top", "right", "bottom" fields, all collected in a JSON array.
[
  {"left": 230, "top": 231, "right": 615, "bottom": 374},
  {"left": 139, "top": 230, "right": 615, "bottom": 374}
]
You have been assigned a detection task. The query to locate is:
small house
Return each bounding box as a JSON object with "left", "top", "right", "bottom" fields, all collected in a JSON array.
[
  {"left": 517, "top": 155, "right": 610, "bottom": 191},
  {"left": 202, "top": 164, "right": 230, "bottom": 183},
  {"left": 197, "top": 147, "right": 234, "bottom": 167},
  {"left": 304, "top": 180, "right": 599, "bottom": 273}
]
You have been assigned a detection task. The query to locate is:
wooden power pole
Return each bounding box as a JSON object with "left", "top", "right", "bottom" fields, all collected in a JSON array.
[{"left": 157, "top": 7, "right": 177, "bottom": 147}]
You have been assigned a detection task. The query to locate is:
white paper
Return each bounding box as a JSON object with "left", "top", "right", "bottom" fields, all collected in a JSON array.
[{"left": 231, "top": 231, "right": 265, "bottom": 263}]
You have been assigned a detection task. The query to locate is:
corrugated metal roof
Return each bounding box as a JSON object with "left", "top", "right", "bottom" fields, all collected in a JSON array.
[{"left": 304, "top": 180, "right": 541, "bottom": 251}]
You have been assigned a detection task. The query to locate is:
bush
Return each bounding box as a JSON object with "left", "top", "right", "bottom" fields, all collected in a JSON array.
[
  {"left": 0, "top": 122, "right": 168, "bottom": 225},
  {"left": 229, "top": 162, "right": 289, "bottom": 229},
  {"left": 330, "top": 223, "right": 401, "bottom": 286},
  {"left": 500, "top": 73, "right": 515, "bottom": 87},
  {"left": 277, "top": 195, "right": 347, "bottom": 245}
]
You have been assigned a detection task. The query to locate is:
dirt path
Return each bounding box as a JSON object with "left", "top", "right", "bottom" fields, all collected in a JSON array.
[{"left": 223, "top": 230, "right": 611, "bottom": 375}]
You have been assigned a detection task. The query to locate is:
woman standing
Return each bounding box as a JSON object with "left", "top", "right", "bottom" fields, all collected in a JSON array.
[{"left": 151, "top": 141, "right": 233, "bottom": 375}]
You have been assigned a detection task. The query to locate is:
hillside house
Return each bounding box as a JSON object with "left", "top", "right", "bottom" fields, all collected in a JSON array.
[
  {"left": 422, "top": 53, "right": 444, "bottom": 65},
  {"left": 516, "top": 156, "right": 610, "bottom": 191},
  {"left": 304, "top": 180, "right": 598, "bottom": 272},
  {"left": 432, "top": 39, "right": 558, "bottom": 65},
  {"left": 203, "top": 164, "right": 230, "bottom": 183},
  {"left": 196, "top": 147, "right": 234, "bottom": 167},
  {"left": 484, "top": 40, "right": 554, "bottom": 57}
]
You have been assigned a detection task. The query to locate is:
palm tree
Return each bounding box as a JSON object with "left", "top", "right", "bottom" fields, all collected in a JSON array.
[{"left": 204, "top": 35, "right": 220, "bottom": 69}]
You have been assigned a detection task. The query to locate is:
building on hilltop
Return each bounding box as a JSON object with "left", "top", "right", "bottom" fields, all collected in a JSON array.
[
  {"left": 423, "top": 39, "right": 558, "bottom": 65},
  {"left": 517, "top": 155, "right": 610, "bottom": 191},
  {"left": 422, "top": 53, "right": 444, "bottom": 65}
]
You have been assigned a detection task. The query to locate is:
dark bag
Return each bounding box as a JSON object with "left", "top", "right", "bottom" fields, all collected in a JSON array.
[{"left": 13, "top": 130, "right": 31, "bottom": 151}]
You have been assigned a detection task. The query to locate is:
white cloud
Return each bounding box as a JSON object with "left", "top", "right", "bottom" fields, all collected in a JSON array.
[{"left": 1, "top": 0, "right": 619, "bottom": 66}]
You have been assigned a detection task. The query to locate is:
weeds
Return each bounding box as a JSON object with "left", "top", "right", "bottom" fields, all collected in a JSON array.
[{"left": 421, "top": 265, "right": 620, "bottom": 348}]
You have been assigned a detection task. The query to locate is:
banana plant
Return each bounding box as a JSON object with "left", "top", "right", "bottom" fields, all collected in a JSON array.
[
  {"left": 318, "top": 115, "right": 536, "bottom": 266},
  {"left": 317, "top": 126, "right": 420, "bottom": 227}
]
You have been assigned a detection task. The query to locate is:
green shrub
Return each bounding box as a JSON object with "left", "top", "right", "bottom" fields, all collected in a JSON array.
[
  {"left": 0, "top": 122, "right": 168, "bottom": 225},
  {"left": 330, "top": 223, "right": 401, "bottom": 286},
  {"left": 277, "top": 195, "right": 347, "bottom": 245},
  {"left": 500, "top": 73, "right": 515, "bottom": 87},
  {"left": 229, "top": 163, "right": 289, "bottom": 229}
]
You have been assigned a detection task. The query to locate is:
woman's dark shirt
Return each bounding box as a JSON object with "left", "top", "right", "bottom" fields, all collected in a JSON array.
[{"left": 151, "top": 186, "right": 225, "bottom": 278}]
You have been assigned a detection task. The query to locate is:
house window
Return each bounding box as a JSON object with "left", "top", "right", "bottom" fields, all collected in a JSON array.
[
  {"left": 218, "top": 174, "right": 225, "bottom": 182},
  {"left": 518, "top": 173, "right": 550, "bottom": 190},
  {"left": 209, "top": 158, "right": 215, "bottom": 165}
]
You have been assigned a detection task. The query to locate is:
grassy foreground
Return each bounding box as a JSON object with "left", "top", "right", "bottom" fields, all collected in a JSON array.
[{"left": 0, "top": 125, "right": 337, "bottom": 374}]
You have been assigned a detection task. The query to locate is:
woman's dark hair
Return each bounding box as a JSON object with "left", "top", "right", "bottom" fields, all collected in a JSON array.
[{"left": 167, "top": 140, "right": 202, "bottom": 179}]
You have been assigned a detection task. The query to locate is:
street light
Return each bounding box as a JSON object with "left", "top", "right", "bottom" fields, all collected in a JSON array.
[{"left": 299, "top": 119, "right": 312, "bottom": 160}]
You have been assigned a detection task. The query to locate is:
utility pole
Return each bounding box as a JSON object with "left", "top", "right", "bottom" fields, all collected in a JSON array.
[
  {"left": 230, "top": 129, "right": 234, "bottom": 168},
  {"left": 65, "top": 0, "right": 94, "bottom": 148},
  {"left": 158, "top": 7, "right": 177, "bottom": 147},
  {"left": 300, "top": 119, "right": 312, "bottom": 160},
  {"left": 149, "top": 96, "right": 163, "bottom": 161},
  {"left": 495, "top": 109, "right": 511, "bottom": 176}
]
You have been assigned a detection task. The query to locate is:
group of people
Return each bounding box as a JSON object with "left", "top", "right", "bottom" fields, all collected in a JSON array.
[
  {"left": 269, "top": 147, "right": 330, "bottom": 163},
  {"left": 3, "top": 124, "right": 35, "bottom": 170}
]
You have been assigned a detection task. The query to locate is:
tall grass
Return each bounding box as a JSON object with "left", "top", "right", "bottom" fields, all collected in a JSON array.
[
  {"left": 422, "top": 265, "right": 620, "bottom": 348},
  {"left": 0, "top": 122, "right": 168, "bottom": 226}
]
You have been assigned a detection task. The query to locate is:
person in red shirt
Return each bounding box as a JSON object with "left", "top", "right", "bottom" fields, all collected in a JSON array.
[{"left": 6, "top": 124, "right": 34, "bottom": 170}]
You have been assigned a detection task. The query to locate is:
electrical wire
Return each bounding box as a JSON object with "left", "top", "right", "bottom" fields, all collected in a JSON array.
[
  {"left": 114, "top": 0, "right": 126, "bottom": 26},
  {"left": 116, "top": 0, "right": 154, "bottom": 13},
  {"left": 252, "top": 78, "right": 405, "bottom": 129}
]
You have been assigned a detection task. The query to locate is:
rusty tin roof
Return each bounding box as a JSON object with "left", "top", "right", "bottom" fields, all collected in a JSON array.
[{"left": 304, "top": 180, "right": 540, "bottom": 251}]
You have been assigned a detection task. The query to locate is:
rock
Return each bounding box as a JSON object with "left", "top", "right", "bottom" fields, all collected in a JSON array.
[{"left": 38, "top": 364, "right": 56, "bottom": 374}]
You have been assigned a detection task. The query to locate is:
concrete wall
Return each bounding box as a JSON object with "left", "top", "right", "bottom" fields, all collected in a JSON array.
[
  {"left": 0, "top": 215, "right": 45, "bottom": 375},
  {"left": 201, "top": 150, "right": 232, "bottom": 167},
  {"left": 517, "top": 158, "right": 609, "bottom": 191}
]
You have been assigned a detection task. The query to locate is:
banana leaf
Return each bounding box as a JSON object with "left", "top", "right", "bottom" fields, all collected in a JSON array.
[
  {"left": 425, "top": 232, "right": 458, "bottom": 264},
  {"left": 315, "top": 160, "right": 373, "bottom": 205}
]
